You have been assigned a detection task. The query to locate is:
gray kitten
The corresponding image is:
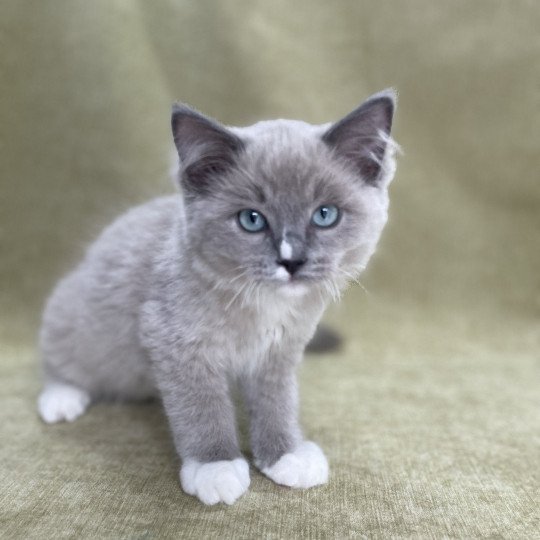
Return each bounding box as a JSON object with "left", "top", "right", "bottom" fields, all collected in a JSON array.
[{"left": 37, "top": 90, "right": 398, "bottom": 505}]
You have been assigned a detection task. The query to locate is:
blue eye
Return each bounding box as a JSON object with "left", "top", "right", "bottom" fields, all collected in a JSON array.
[
  {"left": 238, "top": 209, "right": 267, "bottom": 232},
  {"left": 312, "top": 205, "right": 339, "bottom": 228}
]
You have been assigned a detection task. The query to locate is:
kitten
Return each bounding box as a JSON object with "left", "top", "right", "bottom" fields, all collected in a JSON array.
[{"left": 37, "top": 90, "right": 398, "bottom": 505}]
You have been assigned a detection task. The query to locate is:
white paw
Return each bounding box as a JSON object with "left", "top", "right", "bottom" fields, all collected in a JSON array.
[
  {"left": 38, "top": 382, "right": 91, "bottom": 424},
  {"left": 261, "top": 441, "right": 329, "bottom": 489},
  {"left": 180, "top": 458, "right": 250, "bottom": 505}
]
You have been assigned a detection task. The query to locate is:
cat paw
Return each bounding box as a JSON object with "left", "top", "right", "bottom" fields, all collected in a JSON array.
[
  {"left": 180, "top": 458, "right": 250, "bottom": 505},
  {"left": 261, "top": 441, "right": 329, "bottom": 489},
  {"left": 38, "top": 382, "right": 91, "bottom": 423}
]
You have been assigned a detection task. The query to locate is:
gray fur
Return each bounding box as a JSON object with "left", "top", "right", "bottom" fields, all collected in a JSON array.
[{"left": 38, "top": 90, "right": 398, "bottom": 501}]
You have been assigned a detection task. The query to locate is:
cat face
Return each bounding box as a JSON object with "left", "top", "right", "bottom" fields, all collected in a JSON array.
[{"left": 172, "top": 91, "right": 398, "bottom": 297}]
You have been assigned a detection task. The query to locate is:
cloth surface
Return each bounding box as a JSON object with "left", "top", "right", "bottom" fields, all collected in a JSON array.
[{"left": 1, "top": 1, "right": 539, "bottom": 538}]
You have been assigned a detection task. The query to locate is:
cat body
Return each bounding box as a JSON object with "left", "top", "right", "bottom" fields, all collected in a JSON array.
[{"left": 38, "top": 91, "right": 398, "bottom": 505}]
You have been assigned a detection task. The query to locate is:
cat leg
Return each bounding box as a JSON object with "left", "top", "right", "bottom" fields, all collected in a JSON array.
[
  {"left": 38, "top": 380, "right": 91, "bottom": 424},
  {"left": 155, "top": 355, "right": 250, "bottom": 505},
  {"left": 241, "top": 358, "right": 329, "bottom": 489}
]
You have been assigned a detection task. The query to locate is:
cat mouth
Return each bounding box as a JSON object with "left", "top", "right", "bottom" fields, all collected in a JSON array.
[
  {"left": 251, "top": 265, "right": 324, "bottom": 290},
  {"left": 272, "top": 266, "right": 312, "bottom": 283},
  {"left": 271, "top": 266, "right": 322, "bottom": 284},
  {"left": 269, "top": 267, "right": 317, "bottom": 296},
  {"left": 274, "top": 266, "right": 294, "bottom": 282}
]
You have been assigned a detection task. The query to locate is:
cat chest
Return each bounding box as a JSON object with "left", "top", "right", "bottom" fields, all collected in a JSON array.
[{"left": 205, "top": 310, "right": 295, "bottom": 371}]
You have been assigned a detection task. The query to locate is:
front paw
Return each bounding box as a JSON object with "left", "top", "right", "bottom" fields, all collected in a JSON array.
[
  {"left": 180, "top": 458, "right": 250, "bottom": 505},
  {"left": 260, "top": 441, "right": 329, "bottom": 489}
]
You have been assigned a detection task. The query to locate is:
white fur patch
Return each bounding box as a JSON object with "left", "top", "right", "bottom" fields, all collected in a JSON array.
[
  {"left": 278, "top": 282, "right": 309, "bottom": 297},
  {"left": 274, "top": 266, "right": 290, "bottom": 281},
  {"left": 38, "top": 382, "right": 91, "bottom": 423},
  {"left": 261, "top": 441, "right": 329, "bottom": 489},
  {"left": 180, "top": 458, "right": 250, "bottom": 505},
  {"left": 280, "top": 239, "right": 293, "bottom": 260}
]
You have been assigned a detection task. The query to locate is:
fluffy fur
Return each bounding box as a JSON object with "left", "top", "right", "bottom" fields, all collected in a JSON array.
[{"left": 38, "top": 90, "right": 399, "bottom": 505}]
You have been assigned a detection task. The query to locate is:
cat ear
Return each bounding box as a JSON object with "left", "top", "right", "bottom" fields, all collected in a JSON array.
[
  {"left": 171, "top": 104, "right": 245, "bottom": 194},
  {"left": 322, "top": 89, "right": 396, "bottom": 185}
]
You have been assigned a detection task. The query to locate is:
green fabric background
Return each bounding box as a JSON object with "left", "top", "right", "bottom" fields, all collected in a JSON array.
[{"left": 1, "top": 1, "right": 539, "bottom": 538}]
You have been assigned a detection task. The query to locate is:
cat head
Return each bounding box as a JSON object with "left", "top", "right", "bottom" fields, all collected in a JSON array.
[{"left": 171, "top": 90, "right": 398, "bottom": 300}]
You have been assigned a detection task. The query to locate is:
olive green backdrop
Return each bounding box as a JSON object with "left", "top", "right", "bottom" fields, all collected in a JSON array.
[{"left": 1, "top": 1, "right": 539, "bottom": 538}]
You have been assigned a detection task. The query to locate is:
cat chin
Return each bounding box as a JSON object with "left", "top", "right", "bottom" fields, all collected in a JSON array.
[
  {"left": 275, "top": 281, "right": 310, "bottom": 298},
  {"left": 271, "top": 267, "right": 311, "bottom": 297}
]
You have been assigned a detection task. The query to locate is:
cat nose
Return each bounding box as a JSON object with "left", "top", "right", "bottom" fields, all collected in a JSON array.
[{"left": 277, "top": 258, "right": 306, "bottom": 275}]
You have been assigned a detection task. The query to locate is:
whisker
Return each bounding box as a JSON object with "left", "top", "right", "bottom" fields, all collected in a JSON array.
[
  {"left": 241, "top": 281, "right": 255, "bottom": 309},
  {"left": 209, "top": 278, "right": 225, "bottom": 293},
  {"left": 228, "top": 270, "right": 248, "bottom": 285},
  {"left": 210, "top": 268, "right": 248, "bottom": 293},
  {"left": 255, "top": 282, "right": 262, "bottom": 313},
  {"left": 322, "top": 279, "right": 339, "bottom": 303},
  {"left": 338, "top": 269, "right": 370, "bottom": 296},
  {"left": 330, "top": 279, "right": 342, "bottom": 302},
  {"left": 315, "top": 283, "right": 326, "bottom": 305},
  {"left": 225, "top": 280, "right": 248, "bottom": 311}
]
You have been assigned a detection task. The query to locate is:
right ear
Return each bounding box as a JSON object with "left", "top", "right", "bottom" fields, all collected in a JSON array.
[
  {"left": 322, "top": 89, "right": 396, "bottom": 185},
  {"left": 171, "top": 104, "right": 245, "bottom": 195}
]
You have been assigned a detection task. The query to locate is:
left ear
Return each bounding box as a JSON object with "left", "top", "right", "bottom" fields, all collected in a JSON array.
[{"left": 322, "top": 89, "right": 396, "bottom": 185}]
